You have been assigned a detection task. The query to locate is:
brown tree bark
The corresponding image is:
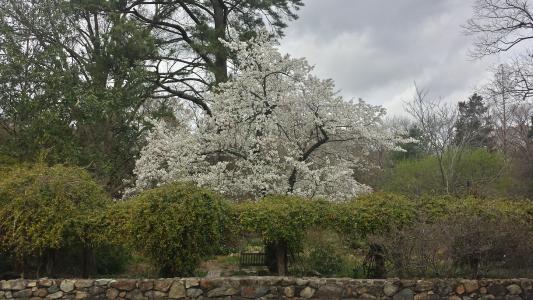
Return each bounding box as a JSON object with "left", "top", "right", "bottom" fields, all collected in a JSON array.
[
  {"left": 275, "top": 243, "right": 288, "bottom": 276},
  {"left": 211, "top": 0, "right": 229, "bottom": 83},
  {"left": 82, "top": 246, "right": 97, "bottom": 278}
]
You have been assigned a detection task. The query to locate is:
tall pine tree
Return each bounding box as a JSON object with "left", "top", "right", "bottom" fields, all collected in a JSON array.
[{"left": 455, "top": 93, "right": 493, "bottom": 148}]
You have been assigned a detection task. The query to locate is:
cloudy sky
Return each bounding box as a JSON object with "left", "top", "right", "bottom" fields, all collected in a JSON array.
[{"left": 279, "top": 0, "right": 511, "bottom": 116}]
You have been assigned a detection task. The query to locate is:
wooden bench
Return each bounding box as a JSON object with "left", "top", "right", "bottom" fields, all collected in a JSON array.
[{"left": 239, "top": 252, "right": 266, "bottom": 267}]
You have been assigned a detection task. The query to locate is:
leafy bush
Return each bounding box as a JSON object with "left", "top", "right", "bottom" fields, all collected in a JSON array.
[
  {"left": 370, "top": 221, "right": 455, "bottom": 278},
  {"left": 292, "top": 229, "right": 354, "bottom": 277},
  {"left": 0, "top": 163, "right": 109, "bottom": 276},
  {"left": 237, "top": 196, "right": 327, "bottom": 249},
  {"left": 416, "top": 195, "right": 533, "bottom": 223},
  {"left": 125, "top": 182, "right": 232, "bottom": 277},
  {"left": 305, "top": 246, "right": 344, "bottom": 276},
  {"left": 380, "top": 155, "right": 442, "bottom": 196},
  {"left": 3, "top": 163, "right": 532, "bottom": 280},
  {"left": 237, "top": 195, "right": 328, "bottom": 274},
  {"left": 333, "top": 193, "right": 417, "bottom": 246},
  {"left": 380, "top": 149, "right": 512, "bottom": 197},
  {"left": 93, "top": 245, "right": 131, "bottom": 276},
  {"left": 370, "top": 196, "right": 533, "bottom": 278}
]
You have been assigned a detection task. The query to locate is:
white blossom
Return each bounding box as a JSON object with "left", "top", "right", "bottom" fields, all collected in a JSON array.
[{"left": 128, "top": 34, "right": 406, "bottom": 201}]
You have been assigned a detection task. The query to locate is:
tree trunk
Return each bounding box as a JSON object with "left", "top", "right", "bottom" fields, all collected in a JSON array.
[
  {"left": 265, "top": 243, "right": 278, "bottom": 274},
  {"left": 275, "top": 242, "right": 288, "bottom": 276},
  {"left": 82, "top": 246, "right": 97, "bottom": 278},
  {"left": 437, "top": 155, "right": 448, "bottom": 194},
  {"left": 45, "top": 249, "right": 56, "bottom": 276},
  {"left": 211, "top": 0, "right": 228, "bottom": 83},
  {"left": 287, "top": 168, "right": 297, "bottom": 193},
  {"left": 367, "top": 244, "right": 385, "bottom": 278},
  {"left": 265, "top": 241, "right": 288, "bottom": 275},
  {"left": 13, "top": 256, "right": 25, "bottom": 279}
]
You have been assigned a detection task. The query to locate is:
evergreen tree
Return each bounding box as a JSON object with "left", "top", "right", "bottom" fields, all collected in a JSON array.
[
  {"left": 0, "top": 0, "right": 304, "bottom": 197},
  {"left": 123, "top": 0, "right": 304, "bottom": 115},
  {"left": 0, "top": 0, "right": 161, "bottom": 196},
  {"left": 393, "top": 125, "right": 427, "bottom": 160},
  {"left": 454, "top": 93, "right": 493, "bottom": 148}
]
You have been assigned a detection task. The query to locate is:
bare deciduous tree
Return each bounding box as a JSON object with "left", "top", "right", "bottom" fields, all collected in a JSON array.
[
  {"left": 405, "top": 85, "right": 466, "bottom": 194},
  {"left": 482, "top": 64, "right": 523, "bottom": 155},
  {"left": 466, "top": 0, "right": 533, "bottom": 103},
  {"left": 465, "top": 0, "right": 533, "bottom": 57},
  {"left": 404, "top": 85, "right": 497, "bottom": 194}
]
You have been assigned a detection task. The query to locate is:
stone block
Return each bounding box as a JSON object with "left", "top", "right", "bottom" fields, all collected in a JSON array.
[
  {"left": 393, "top": 288, "right": 415, "bottom": 300},
  {"left": 154, "top": 279, "right": 173, "bottom": 292},
  {"left": 74, "top": 280, "right": 94, "bottom": 289},
  {"left": 300, "top": 286, "right": 315, "bottom": 299},
  {"left": 187, "top": 288, "right": 203, "bottom": 298},
  {"left": 47, "top": 291, "right": 64, "bottom": 299},
  {"left": 60, "top": 280, "right": 75, "bottom": 293},
  {"left": 12, "top": 288, "right": 32, "bottom": 298},
  {"left": 168, "top": 281, "right": 186, "bottom": 299}
]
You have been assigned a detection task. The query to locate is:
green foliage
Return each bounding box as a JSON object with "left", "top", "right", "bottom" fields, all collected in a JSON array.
[
  {"left": 330, "top": 192, "right": 533, "bottom": 255},
  {"left": 381, "top": 148, "right": 511, "bottom": 197},
  {"left": 292, "top": 229, "right": 354, "bottom": 277},
  {"left": 1, "top": 161, "right": 531, "bottom": 278},
  {"left": 455, "top": 93, "right": 493, "bottom": 148},
  {"left": 0, "top": 154, "right": 16, "bottom": 171},
  {"left": 125, "top": 182, "right": 232, "bottom": 277},
  {"left": 436, "top": 196, "right": 533, "bottom": 225},
  {"left": 374, "top": 194, "right": 533, "bottom": 225},
  {"left": 340, "top": 193, "right": 533, "bottom": 279},
  {"left": 226, "top": 0, "right": 303, "bottom": 37},
  {"left": 93, "top": 245, "right": 132, "bottom": 276},
  {"left": 380, "top": 156, "right": 443, "bottom": 196},
  {"left": 454, "top": 149, "right": 511, "bottom": 194},
  {"left": 304, "top": 246, "right": 344, "bottom": 276},
  {"left": 0, "top": 164, "right": 109, "bottom": 266},
  {"left": 0, "top": 0, "right": 159, "bottom": 196},
  {"left": 237, "top": 195, "right": 327, "bottom": 253},
  {"left": 333, "top": 193, "right": 417, "bottom": 246},
  {"left": 391, "top": 125, "right": 427, "bottom": 161}
]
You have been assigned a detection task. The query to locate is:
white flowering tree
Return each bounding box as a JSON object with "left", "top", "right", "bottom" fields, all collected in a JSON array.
[{"left": 128, "top": 36, "right": 404, "bottom": 201}]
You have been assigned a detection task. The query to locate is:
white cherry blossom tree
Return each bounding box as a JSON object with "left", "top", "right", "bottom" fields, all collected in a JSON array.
[{"left": 128, "top": 35, "right": 405, "bottom": 201}]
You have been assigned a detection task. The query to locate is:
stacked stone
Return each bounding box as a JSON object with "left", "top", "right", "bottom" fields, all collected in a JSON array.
[{"left": 0, "top": 277, "right": 532, "bottom": 299}]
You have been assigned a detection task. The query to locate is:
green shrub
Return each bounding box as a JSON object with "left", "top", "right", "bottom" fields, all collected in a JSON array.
[
  {"left": 126, "top": 182, "right": 232, "bottom": 277},
  {"left": 237, "top": 195, "right": 327, "bottom": 274},
  {"left": 416, "top": 195, "right": 533, "bottom": 223},
  {"left": 380, "top": 149, "right": 513, "bottom": 197},
  {"left": 367, "top": 194, "right": 533, "bottom": 278},
  {"left": 333, "top": 193, "right": 417, "bottom": 246},
  {"left": 0, "top": 163, "right": 109, "bottom": 276},
  {"left": 380, "top": 155, "right": 442, "bottom": 196},
  {"left": 305, "top": 246, "right": 344, "bottom": 276},
  {"left": 292, "top": 229, "right": 352, "bottom": 277},
  {"left": 237, "top": 196, "right": 327, "bottom": 249},
  {"left": 94, "top": 245, "right": 131, "bottom": 276},
  {"left": 0, "top": 154, "right": 16, "bottom": 171}
]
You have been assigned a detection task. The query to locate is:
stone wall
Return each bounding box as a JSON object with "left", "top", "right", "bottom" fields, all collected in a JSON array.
[{"left": 1, "top": 277, "right": 532, "bottom": 299}]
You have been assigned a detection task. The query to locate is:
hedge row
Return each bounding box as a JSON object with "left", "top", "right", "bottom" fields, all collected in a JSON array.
[{"left": 1, "top": 164, "right": 532, "bottom": 278}]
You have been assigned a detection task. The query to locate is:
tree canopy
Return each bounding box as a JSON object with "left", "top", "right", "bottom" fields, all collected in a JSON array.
[
  {"left": 129, "top": 35, "right": 405, "bottom": 200},
  {"left": 122, "top": 0, "right": 304, "bottom": 113}
]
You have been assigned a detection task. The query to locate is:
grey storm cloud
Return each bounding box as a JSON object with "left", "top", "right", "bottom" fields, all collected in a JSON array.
[{"left": 279, "top": 0, "right": 502, "bottom": 116}]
